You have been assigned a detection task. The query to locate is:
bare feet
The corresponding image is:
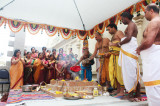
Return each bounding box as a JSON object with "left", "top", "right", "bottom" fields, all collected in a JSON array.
[
  {"left": 133, "top": 97, "right": 141, "bottom": 102},
  {"left": 116, "top": 92, "right": 124, "bottom": 96},
  {"left": 110, "top": 90, "right": 119, "bottom": 96},
  {"left": 116, "top": 87, "right": 124, "bottom": 96},
  {"left": 120, "top": 95, "right": 129, "bottom": 100},
  {"left": 128, "top": 97, "right": 135, "bottom": 102}
]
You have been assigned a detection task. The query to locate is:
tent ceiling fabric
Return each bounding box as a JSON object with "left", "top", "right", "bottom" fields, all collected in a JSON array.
[{"left": 0, "top": 0, "right": 140, "bottom": 30}]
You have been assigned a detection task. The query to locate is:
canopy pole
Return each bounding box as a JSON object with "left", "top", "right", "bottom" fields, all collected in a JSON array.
[
  {"left": 0, "top": 0, "right": 15, "bottom": 11},
  {"left": 73, "top": 0, "right": 86, "bottom": 31}
]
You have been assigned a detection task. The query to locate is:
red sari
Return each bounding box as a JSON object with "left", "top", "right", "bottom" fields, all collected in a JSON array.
[
  {"left": 46, "top": 60, "right": 56, "bottom": 83},
  {"left": 56, "top": 60, "right": 66, "bottom": 80},
  {"left": 10, "top": 57, "right": 23, "bottom": 89}
]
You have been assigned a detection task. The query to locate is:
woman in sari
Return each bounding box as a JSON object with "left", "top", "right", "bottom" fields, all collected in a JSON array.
[
  {"left": 57, "top": 48, "right": 66, "bottom": 57},
  {"left": 31, "top": 47, "right": 38, "bottom": 59},
  {"left": 10, "top": 49, "right": 25, "bottom": 89},
  {"left": 24, "top": 52, "right": 35, "bottom": 84},
  {"left": 52, "top": 49, "right": 57, "bottom": 59},
  {"left": 33, "top": 53, "right": 48, "bottom": 84},
  {"left": 46, "top": 54, "right": 56, "bottom": 83},
  {"left": 55, "top": 54, "right": 67, "bottom": 80}
]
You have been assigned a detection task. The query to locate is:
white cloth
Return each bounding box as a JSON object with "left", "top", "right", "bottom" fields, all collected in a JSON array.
[
  {"left": 96, "top": 58, "right": 100, "bottom": 83},
  {"left": 118, "top": 37, "right": 140, "bottom": 92},
  {"left": 141, "top": 44, "right": 160, "bottom": 82},
  {"left": 145, "top": 85, "right": 160, "bottom": 106},
  {"left": 140, "top": 44, "right": 160, "bottom": 106}
]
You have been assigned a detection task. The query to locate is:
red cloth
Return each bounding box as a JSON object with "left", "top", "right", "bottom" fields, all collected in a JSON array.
[{"left": 70, "top": 66, "right": 81, "bottom": 72}]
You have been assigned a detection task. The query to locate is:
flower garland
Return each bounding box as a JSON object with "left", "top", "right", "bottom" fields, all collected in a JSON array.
[
  {"left": 0, "top": 0, "right": 155, "bottom": 40},
  {"left": 8, "top": 20, "right": 23, "bottom": 33},
  {"left": 44, "top": 25, "right": 58, "bottom": 37},
  {"left": 59, "top": 28, "right": 73, "bottom": 40}
]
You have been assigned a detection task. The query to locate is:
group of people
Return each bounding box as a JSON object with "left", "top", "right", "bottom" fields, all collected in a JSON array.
[
  {"left": 10, "top": 47, "right": 81, "bottom": 89},
  {"left": 84, "top": 4, "right": 159, "bottom": 106},
  {"left": 9, "top": 3, "right": 160, "bottom": 106}
]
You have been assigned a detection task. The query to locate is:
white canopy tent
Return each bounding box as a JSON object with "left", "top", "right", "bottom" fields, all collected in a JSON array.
[{"left": 0, "top": 0, "right": 140, "bottom": 30}]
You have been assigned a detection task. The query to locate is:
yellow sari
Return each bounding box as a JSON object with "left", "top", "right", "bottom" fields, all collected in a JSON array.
[
  {"left": 10, "top": 57, "right": 23, "bottom": 89},
  {"left": 109, "top": 41, "right": 123, "bottom": 88}
]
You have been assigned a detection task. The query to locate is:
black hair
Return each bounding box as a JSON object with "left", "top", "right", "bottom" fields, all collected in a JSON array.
[
  {"left": 49, "top": 54, "right": 56, "bottom": 60},
  {"left": 52, "top": 49, "right": 56, "bottom": 52},
  {"left": 47, "top": 50, "right": 50, "bottom": 52},
  {"left": 59, "top": 48, "right": 63, "bottom": 53},
  {"left": 31, "top": 47, "right": 35, "bottom": 51},
  {"left": 57, "top": 54, "right": 63, "bottom": 60},
  {"left": 27, "top": 52, "right": 30, "bottom": 55},
  {"left": 121, "top": 12, "right": 133, "bottom": 20},
  {"left": 95, "top": 31, "right": 102, "bottom": 36},
  {"left": 147, "top": 5, "right": 159, "bottom": 13},
  {"left": 42, "top": 47, "right": 47, "bottom": 50},
  {"left": 35, "top": 50, "right": 38, "bottom": 52},
  {"left": 13, "top": 49, "right": 20, "bottom": 57},
  {"left": 107, "top": 24, "right": 118, "bottom": 30},
  {"left": 38, "top": 53, "right": 42, "bottom": 58}
]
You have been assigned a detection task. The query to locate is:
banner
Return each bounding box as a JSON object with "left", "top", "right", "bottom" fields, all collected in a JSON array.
[
  {"left": 59, "top": 28, "right": 73, "bottom": 39},
  {"left": 27, "top": 23, "right": 41, "bottom": 35},
  {"left": 76, "top": 30, "right": 87, "bottom": 40},
  {"left": 96, "top": 22, "right": 105, "bottom": 34},
  {"left": 0, "top": 17, "right": 5, "bottom": 27},
  {"left": 45, "top": 25, "right": 58, "bottom": 37},
  {"left": 88, "top": 28, "right": 96, "bottom": 39},
  {"left": 8, "top": 20, "right": 23, "bottom": 33}
]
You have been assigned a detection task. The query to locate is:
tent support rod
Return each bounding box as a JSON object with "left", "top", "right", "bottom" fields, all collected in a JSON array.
[
  {"left": 73, "top": 0, "right": 86, "bottom": 31},
  {"left": 0, "top": 0, "right": 15, "bottom": 11}
]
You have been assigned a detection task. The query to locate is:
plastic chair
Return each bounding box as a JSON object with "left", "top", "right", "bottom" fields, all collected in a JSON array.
[{"left": 0, "top": 69, "right": 10, "bottom": 95}]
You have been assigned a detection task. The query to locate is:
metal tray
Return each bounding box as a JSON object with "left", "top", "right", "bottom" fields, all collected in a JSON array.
[{"left": 64, "top": 96, "right": 80, "bottom": 100}]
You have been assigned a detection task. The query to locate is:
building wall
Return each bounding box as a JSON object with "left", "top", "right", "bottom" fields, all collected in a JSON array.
[{"left": 0, "top": 30, "right": 26, "bottom": 92}]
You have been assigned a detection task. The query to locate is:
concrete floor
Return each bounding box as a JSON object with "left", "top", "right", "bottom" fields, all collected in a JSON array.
[{"left": 6, "top": 95, "right": 148, "bottom": 106}]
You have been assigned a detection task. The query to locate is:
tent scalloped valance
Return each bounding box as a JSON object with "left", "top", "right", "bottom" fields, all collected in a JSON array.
[
  {"left": 44, "top": 25, "right": 58, "bottom": 37},
  {"left": 59, "top": 28, "right": 73, "bottom": 40},
  {"left": 0, "top": 0, "right": 153, "bottom": 40}
]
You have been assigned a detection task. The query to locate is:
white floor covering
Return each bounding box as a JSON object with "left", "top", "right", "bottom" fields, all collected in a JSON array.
[{"left": 5, "top": 95, "right": 148, "bottom": 106}]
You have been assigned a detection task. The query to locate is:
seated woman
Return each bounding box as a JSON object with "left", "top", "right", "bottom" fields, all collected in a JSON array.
[
  {"left": 55, "top": 54, "right": 66, "bottom": 80},
  {"left": 24, "top": 52, "right": 35, "bottom": 85},
  {"left": 33, "top": 53, "right": 48, "bottom": 84},
  {"left": 46, "top": 54, "right": 56, "bottom": 83},
  {"left": 10, "top": 49, "right": 25, "bottom": 89}
]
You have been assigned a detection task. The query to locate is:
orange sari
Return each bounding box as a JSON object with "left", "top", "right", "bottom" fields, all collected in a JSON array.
[
  {"left": 33, "top": 59, "right": 44, "bottom": 84},
  {"left": 98, "top": 53, "right": 110, "bottom": 85},
  {"left": 10, "top": 57, "right": 23, "bottom": 89}
]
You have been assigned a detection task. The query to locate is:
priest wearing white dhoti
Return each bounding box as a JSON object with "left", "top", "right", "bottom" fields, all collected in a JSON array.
[
  {"left": 136, "top": 4, "right": 160, "bottom": 106},
  {"left": 117, "top": 12, "right": 141, "bottom": 101}
]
